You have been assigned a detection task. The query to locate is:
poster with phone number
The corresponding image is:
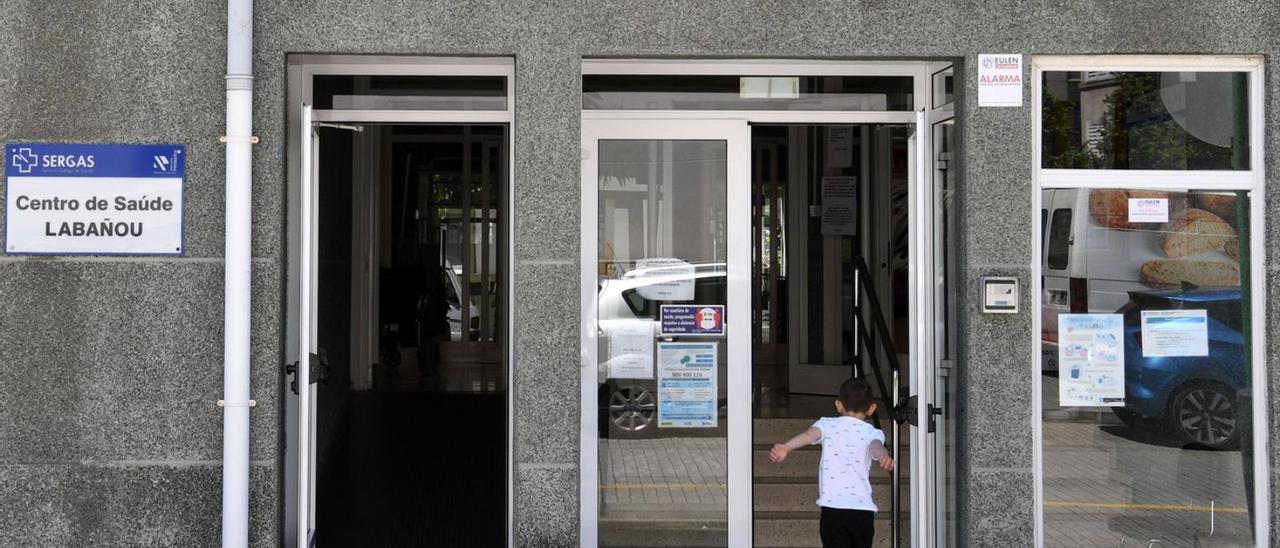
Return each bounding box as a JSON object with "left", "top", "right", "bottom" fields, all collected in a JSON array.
[
  {"left": 656, "top": 342, "right": 718, "bottom": 428},
  {"left": 1057, "top": 314, "right": 1125, "bottom": 407}
]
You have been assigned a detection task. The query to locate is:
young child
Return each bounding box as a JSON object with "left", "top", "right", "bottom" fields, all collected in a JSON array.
[{"left": 770, "top": 377, "right": 894, "bottom": 548}]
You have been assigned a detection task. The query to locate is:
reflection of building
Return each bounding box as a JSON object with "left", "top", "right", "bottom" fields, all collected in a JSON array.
[{"left": 1078, "top": 72, "right": 1117, "bottom": 153}]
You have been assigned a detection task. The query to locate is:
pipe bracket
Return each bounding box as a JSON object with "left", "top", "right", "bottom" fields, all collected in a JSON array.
[
  {"left": 217, "top": 399, "right": 257, "bottom": 408},
  {"left": 220, "top": 135, "right": 260, "bottom": 144}
]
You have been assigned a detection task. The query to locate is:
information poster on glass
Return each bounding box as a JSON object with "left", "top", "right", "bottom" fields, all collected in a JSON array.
[
  {"left": 1140, "top": 310, "right": 1209, "bottom": 357},
  {"left": 1057, "top": 314, "right": 1125, "bottom": 407},
  {"left": 634, "top": 257, "right": 695, "bottom": 300},
  {"left": 607, "top": 320, "right": 654, "bottom": 379},
  {"left": 656, "top": 342, "right": 718, "bottom": 428}
]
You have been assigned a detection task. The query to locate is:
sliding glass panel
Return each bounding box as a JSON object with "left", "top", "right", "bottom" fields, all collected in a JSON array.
[
  {"left": 1040, "top": 188, "right": 1256, "bottom": 546},
  {"left": 597, "top": 139, "right": 729, "bottom": 546}
]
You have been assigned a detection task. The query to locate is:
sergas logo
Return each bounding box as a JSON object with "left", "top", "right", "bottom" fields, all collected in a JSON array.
[{"left": 11, "top": 147, "right": 37, "bottom": 174}]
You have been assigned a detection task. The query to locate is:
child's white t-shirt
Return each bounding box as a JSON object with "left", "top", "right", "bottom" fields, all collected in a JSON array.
[{"left": 810, "top": 416, "right": 885, "bottom": 511}]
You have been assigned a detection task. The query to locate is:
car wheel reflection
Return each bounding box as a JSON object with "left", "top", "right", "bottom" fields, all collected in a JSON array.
[
  {"left": 609, "top": 385, "right": 657, "bottom": 432},
  {"left": 1170, "top": 383, "right": 1237, "bottom": 450}
]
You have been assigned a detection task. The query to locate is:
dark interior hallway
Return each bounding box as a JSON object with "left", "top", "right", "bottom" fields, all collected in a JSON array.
[{"left": 315, "top": 392, "right": 506, "bottom": 547}]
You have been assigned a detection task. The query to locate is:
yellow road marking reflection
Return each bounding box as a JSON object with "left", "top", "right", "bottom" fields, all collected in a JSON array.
[{"left": 1045, "top": 500, "right": 1248, "bottom": 513}]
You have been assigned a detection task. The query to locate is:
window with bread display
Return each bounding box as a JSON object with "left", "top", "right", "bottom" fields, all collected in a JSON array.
[{"left": 1035, "top": 57, "right": 1264, "bottom": 547}]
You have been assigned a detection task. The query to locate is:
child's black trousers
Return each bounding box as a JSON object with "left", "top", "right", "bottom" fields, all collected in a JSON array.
[{"left": 818, "top": 506, "right": 875, "bottom": 548}]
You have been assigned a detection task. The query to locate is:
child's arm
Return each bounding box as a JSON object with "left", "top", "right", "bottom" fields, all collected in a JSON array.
[
  {"left": 869, "top": 440, "right": 895, "bottom": 471},
  {"left": 769, "top": 427, "right": 821, "bottom": 463}
]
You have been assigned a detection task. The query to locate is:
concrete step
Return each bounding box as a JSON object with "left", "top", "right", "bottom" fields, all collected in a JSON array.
[
  {"left": 599, "top": 518, "right": 725, "bottom": 547},
  {"left": 598, "top": 514, "right": 906, "bottom": 548},
  {"left": 754, "top": 479, "right": 908, "bottom": 514},
  {"left": 755, "top": 513, "right": 902, "bottom": 548}
]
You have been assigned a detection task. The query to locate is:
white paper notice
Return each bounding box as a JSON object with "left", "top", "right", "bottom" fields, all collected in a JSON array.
[
  {"left": 657, "top": 342, "right": 718, "bottom": 428},
  {"left": 1057, "top": 314, "right": 1126, "bottom": 407},
  {"left": 1141, "top": 310, "right": 1209, "bottom": 357},
  {"left": 1128, "top": 198, "right": 1169, "bottom": 223},
  {"left": 607, "top": 320, "right": 654, "bottom": 379},
  {"left": 633, "top": 258, "right": 696, "bottom": 300},
  {"left": 826, "top": 126, "right": 854, "bottom": 168},
  {"left": 977, "top": 54, "right": 1023, "bottom": 107},
  {"left": 820, "top": 176, "right": 857, "bottom": 236}
]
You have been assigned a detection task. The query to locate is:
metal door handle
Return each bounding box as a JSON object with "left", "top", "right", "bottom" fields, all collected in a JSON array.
[
  {"left": 285, "top": 348, "right": 330, "bottom": 395},
  {"left": 893, "top": 395, "right": 943, "bottom": 433}
]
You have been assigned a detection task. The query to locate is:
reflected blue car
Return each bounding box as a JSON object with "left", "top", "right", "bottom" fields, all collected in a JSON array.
[{"left": 1113, "top": 288, "right": 1247, "bottom": 450}]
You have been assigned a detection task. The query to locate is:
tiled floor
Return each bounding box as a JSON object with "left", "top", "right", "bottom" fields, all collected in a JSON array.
[{"left": 600, "top": 437, "right": 729, "bottom": 517}]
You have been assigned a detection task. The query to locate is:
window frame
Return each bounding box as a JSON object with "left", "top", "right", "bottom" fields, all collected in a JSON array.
[{"left": 1031, "top": 54, "right": 1268, "bottom": 548}]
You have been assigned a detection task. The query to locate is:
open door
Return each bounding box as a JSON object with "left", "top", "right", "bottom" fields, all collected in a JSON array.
[
  {"left": 296, "top": 103, "right": 319, "bottom": 548},
  {"left": 907, "top": 108, "right": 939, "bottom": 547}
]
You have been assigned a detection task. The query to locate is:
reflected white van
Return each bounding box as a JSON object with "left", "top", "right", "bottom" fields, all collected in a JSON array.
[{"left": 1040, "top": 189, "right": 1241, "bottom": 372}]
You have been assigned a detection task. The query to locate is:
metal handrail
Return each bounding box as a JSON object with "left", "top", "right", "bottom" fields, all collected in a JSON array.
[
  {"left": 852, "top": 256, "right": 904, "bottom": 376},
  {"left": 849, "top": 255, "right": 904, "bottom": 548}
]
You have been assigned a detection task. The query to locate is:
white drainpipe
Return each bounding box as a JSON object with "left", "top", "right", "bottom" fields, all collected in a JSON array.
[{"left": 222, "top": 0, "right": 253, "bottom": 546}]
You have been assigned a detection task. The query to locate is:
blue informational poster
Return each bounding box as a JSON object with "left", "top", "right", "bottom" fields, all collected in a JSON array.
[
  {"left": 660, "top": 304, "right": 725, "bottom": 336},
  {"left": 5, "top": 143, "right": 185, "bottom": 255},
  {"left": 657, "top": 342, "right": 718, "bottom": 428}
]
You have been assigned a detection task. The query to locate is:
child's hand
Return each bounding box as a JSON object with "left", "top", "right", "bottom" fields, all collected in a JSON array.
[
  {"left": 769, "top": 444, "right": 790, "bottom": 463},
  {"left": 877, "top": 455, "right": 895, "bottom": 471}
]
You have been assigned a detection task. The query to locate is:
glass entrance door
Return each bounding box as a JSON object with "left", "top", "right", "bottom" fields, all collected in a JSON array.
[{"left": 581, "top": 119, "right": 751, "bottom": 547}]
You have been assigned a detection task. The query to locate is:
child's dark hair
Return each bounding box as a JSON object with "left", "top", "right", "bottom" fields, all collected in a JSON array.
[{"left": 837, "top": 377, "right": 875, "bottom": 413}]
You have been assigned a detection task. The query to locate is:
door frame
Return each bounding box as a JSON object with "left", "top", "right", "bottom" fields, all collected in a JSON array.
[
  {"left": 284, "top": 55, "right": 516, "bottom": 548},
  {"left": 579, "top": 59, "right": 941, "bottom": 547},
  {"left": 925, "top": 63, "right": 957, "bottom": 548}
]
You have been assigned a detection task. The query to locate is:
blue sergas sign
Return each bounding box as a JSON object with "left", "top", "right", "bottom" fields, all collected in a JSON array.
[{"left": 5, "top": 143, "right": 186, "bottom": 255}]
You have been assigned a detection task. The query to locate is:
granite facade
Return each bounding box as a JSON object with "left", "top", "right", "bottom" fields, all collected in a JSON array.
[{"left": 0, "top": 0, "right": 1276, "bottom": 546}]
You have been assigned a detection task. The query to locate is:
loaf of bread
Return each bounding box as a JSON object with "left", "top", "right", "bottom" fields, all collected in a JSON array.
[
  {"left": 1225, "top": 237, "right": 1240, "bottom": 260},
  {"left": 1161, "top": 208, "right": 1236, "bottom": 258},
  {"left": 1089, "top": 189, "right": 1181, "bottom": 230},
  {"left": 1194, "top": 193, "right": 1238, "bottom": 223},
  {"left": 1140, "top": 260, "right": 1240, "bottom": 288}
]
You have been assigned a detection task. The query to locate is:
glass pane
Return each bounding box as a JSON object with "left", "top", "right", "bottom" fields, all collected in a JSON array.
[
  {"left": 932, "top": 68, "right": 954, "bottom": 109},
  {"left": 314, "top": 75, "right": 507, "bottom": 110},
  {"left": 1040, "top": 188, "right": 1256, "bottom": 546},
  {"left": 583, "top": 75, "right": 913, "bottom": 110},
  {"left": 597, "top": 139, "right": 729, "bottom": 546},
  {"left": 380, "top": 124, "right": 507, "bottom": 393},
  {"left": 1041, "top": 71, "right": 1250, "bottom": 170},
  {"left": 933, "top": 119, "right": 958, "bottom": 547}
]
